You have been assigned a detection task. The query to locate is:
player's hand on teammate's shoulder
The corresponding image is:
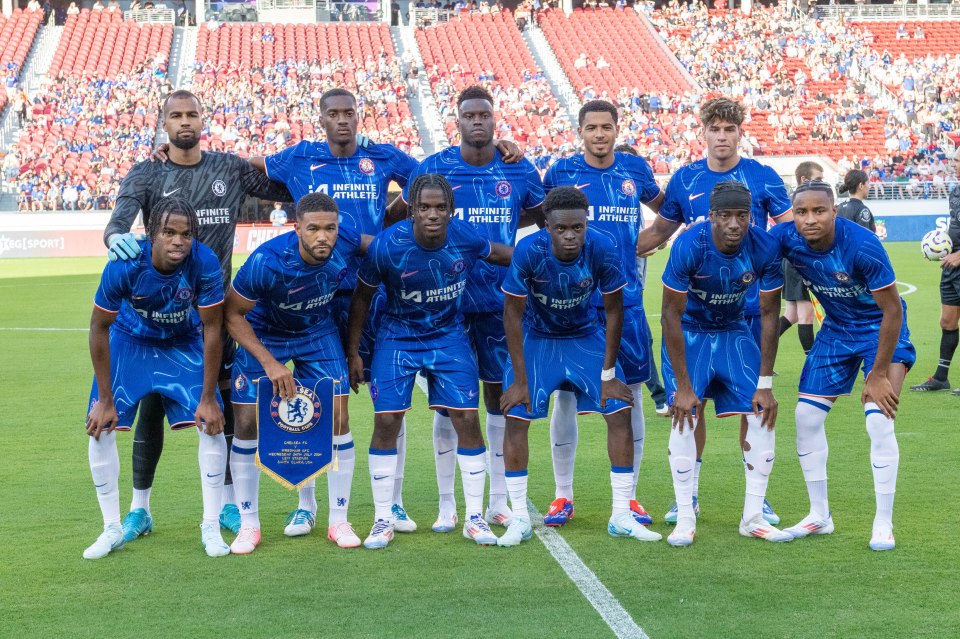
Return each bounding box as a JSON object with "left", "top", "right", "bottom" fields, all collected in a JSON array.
[
  {"left": 500, "top": 381, "right": 531, "bottom": 414},
  {"left": 941, "top": 251, "right": 960, "bottom": 270},
  {"left": 348, "top": 354, "right": 366, "bottom": 394},
  {"left": 495, "top": 139, "right": 524, "bottom": 164},
  {"left": 753, "top": 389, "right": 778, "bottom": 430},
  {"left": 86, "top": 398, "right": 119, "bottom": 440},
  {"left": 107, "top": 232, "right": 145, "bottom": 262},
  {"left": 264, "top": 358, "right": 297, "bottom": 400},
  {"left": 600, "top": 378, "right": 633, "bottom": 409},
  {"left": 195, "top": 395, "right": 225, "bottom": 435},
  {"left": 152, "top": 143, "right": 171, "bottom": 163},
  {"left": 670, "top": 388, "right": 700, "bottom": 433},
  {"left": 356, "top": 133, "right": 371, "bottom": 148},
  {"left": 863, "top": 375, "right": 900, "bottom": 419}
]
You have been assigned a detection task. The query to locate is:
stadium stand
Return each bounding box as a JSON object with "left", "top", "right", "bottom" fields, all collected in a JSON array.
[
  {"left": 415, "top": 11, "right": 575, "bottom": 165},
  {"left": 14, "top": 10, "right": 172, "bottom": 210},
  {"left": 190, "top": 22, "right": 422, "bottom": 158},
  {"left": 0, "top": 8, "right": 43, "bottom": 113}
]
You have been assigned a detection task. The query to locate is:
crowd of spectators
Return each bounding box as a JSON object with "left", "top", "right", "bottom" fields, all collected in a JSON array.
[
  {"left": 14, "top": 63, "right": 171, "bottom": 211},
  {"left": 190, "top": 46, "right": 423, "bottom": 159}
]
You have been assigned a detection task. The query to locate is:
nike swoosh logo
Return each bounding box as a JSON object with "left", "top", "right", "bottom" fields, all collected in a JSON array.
[
  {"left": 872, "top": 464, "right": 889, "bottom": 469},
  {"left": 163, "top": 188, "right": 181, "bottom": 197},
  {"left": 688, "top": 193, "right": 705, "bottom": 201},
  {"left": 206, "top": 473, "right": 223, "bottom": 478},
  {"left": 554, "top": 442, "right": 573, "bottom": 447},
  {"left": 495, "top": 453, "right": 503, "bottom": 458},
  {"left": 401, "top": 270, "right": 419, "bottom": 278},
  {"left": 94, "top": 482, "right": 108, "bottom": 488},
  {"left": 765, "top": 457, "right": 775, "bottom": 463},
  {"left": 692, "top": 274, "right": 711, "bottom": 279},
  {"left": 288, "top": 286, "right": 306, "bottom": 294},
  {"left": 132, "top": 295, "right": 149, "bottom": 300},
  {"left": 798, "top": 451, "right": 813, "bottom": 457},
  {"left": 574, "top": 183, "right": 591, "bottom": 189},
  {"left": 310, "top": 164, "right": 327, "bottom": 171},
  {"left": 533, "top": 278, "right": 550, "bottom": 283},
  {"left": 373, "top": 475, "right": 389, "bottom": 480},
  {"left": 676, "top": 469, "right": 691, "bottom": 474},
  {"left": 469, "top": 470, "right": 484, "bottom": 475},
  {"left": 438, "top": 448, "right": 453, "bottom": 455},
  {"left": 451, "top": 185, "right": 462, "bottom": 191}
]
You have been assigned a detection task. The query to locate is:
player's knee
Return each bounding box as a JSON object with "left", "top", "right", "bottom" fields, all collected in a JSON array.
[{"left": 940, "top": 316, "right": 959, "bottom": 331}]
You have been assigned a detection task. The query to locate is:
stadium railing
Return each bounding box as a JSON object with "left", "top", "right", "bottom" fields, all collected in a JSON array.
[
  {"left": 817, "top": 4, "right": 960, "bottom": 20},
  {"left": 124, "top": 9, "right": 176, "bottom": 23}
]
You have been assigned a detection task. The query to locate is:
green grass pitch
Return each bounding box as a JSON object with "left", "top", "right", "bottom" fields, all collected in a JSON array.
[{"left": 0, "top": 244, "right": 957, "bottom": 638}]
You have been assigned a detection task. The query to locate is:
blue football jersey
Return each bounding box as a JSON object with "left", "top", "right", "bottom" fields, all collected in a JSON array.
[
  {"left": 94, "top": 239, "right": 224, "bottom": 343},
  {"left": 231, "top": 225, "right": 362, "bottom": 340},
  {"left": 770, "top": 217, "right": 905, "bottom": 331},
  {"left": 264, "top": 140, "right": 418, "bottom": 290},
  {"left": 660, "top": 157, "right": 791, "bottom": 316},
  {"left": 662, "top": 222, "right": 783, "bottom": 332},
  {"left": 358, "top": 218, "right": 491, "bottom": 341},
  {"left": 502, "top": 228, "right": 626, "bottom": 338},
  {"left": 403, "top": 147, "right": 545, "bottom": 313},
  {"left": 544, "top": 152, "right": 660, "bottom": 307}
]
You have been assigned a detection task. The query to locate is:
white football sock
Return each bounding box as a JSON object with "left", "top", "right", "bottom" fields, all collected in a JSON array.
[
  {"left": 89, "top": 431, "right": 121, "bottom": 527},
  {"left": 298, "top": 481, "right": 317, "bottom": 514},
  {"left": 693, "top": 458, "right": 702, "bottom": 498},
  {"left": 229, "top": 438, "right": 260, "bottom": 529},
  {"left": 865, "top": 402, "right": 898, "bottom": 528},
  {"left": 130, "top": 488, "right": 151, "bottom": 514},
  {"left": 629, "top": 383, "right": 645, "bottom": 499},
  {"left": 369, "top": 449, "right": 397, "bottom": 521},
  {"left": 197, "top": 431, "right": 227, "bottom": 526},
  {"left": 505, "top": 471, "right": 529, "bottom": 520},
  {"left": 611, "top": 466, "right": 633, "bottom": 516},
  {"left": 669, "top": 424, "right": 696, "bottom": 521},
  {"left": 328, "top": 433, "right": 355, "bottom": 525},
  {"left": 458, "top": 447, "right": 487, "bottom": 518},
  {"left": 392, "top": 419, "right": 406, "bottom": 508},
  {"left": 433, "top": 412, "right": 458, "bottom": 517},
  {"left": 486, "top": 413, "right": 507, "bottom": 510},
  {"left": 549, "top": 390, "right": 578, "bottom": 501},
  {"left": 221, "top": 483, "right": 235, "bottom": 508},
  {"left": 742, "top": 414, "right": 775, "bottom": 521},
  {"left": 796, "top": 397, "right": 832, "bottom": 516}
]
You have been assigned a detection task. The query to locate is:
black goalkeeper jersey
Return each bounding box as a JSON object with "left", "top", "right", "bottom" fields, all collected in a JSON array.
[{"left": 104, "top": 152, "right": 293, "bottom": 287}]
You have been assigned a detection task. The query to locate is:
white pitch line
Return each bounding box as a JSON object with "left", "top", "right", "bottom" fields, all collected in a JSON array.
[
  {"left": 897, "top": 280, "right": 917, "bottom": 296},
  {"left": 527, "top": 499, "right": 650, "bottom": 639},
  {"left": 0, "top": 327, "right": 88, "bottom": 331}
]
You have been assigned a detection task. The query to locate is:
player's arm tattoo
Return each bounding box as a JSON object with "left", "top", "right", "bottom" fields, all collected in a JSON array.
[
  {"left": 484, "top": 242, "right": 514, "bottom": 266},
  {"left": 637, "top": 215, "right": 680, "bottom": 257},
  {"left": 347, "top": 282, "right": 377, "bottom": 392}
]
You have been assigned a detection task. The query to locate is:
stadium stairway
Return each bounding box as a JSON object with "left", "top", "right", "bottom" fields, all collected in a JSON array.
[
  {"left": 168, "top": 26, "right": 198, "bottom": 90},
  {"left": 522, "top": 25, "right": 582, "bottom": 124},
  {"left": 394, "top": 25, "right": 444, "bottom": 155},
  {"left": 0, "top": 24, "right": 60, "bottom": 208}
]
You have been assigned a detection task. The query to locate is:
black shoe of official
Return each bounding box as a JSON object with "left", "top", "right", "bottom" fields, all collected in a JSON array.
[{"left": 909, "top": 377, "right": 951, "bottom": 392}]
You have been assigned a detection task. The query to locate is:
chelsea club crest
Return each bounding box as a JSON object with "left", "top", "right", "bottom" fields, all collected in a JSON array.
[
  {"left": 270, "top": 385, "right": 322, "bottom": 434},
  {"left": 358, "top": 158, "right": 376, "bottom": 175}
]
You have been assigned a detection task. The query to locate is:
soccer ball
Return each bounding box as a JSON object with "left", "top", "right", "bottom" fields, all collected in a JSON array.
[{"left": 920, "top": 229, "right": 952, "bottom": 261}]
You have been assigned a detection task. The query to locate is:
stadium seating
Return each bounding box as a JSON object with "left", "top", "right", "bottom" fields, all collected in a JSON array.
[
  {"left": 15, "top": 10, "right": 172, "bottom": 210},
  {"left": 415, "top": 12, "right": 575, "bottom": 162},
  {"left": 0, "top": 8, "right": 43, "bottom": 112},
  {"left": 539, "top": 8, "right": 692, "bottom": 98},
  {"left": 190, "top": 22, "right": 421, "bottom": 156}
]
